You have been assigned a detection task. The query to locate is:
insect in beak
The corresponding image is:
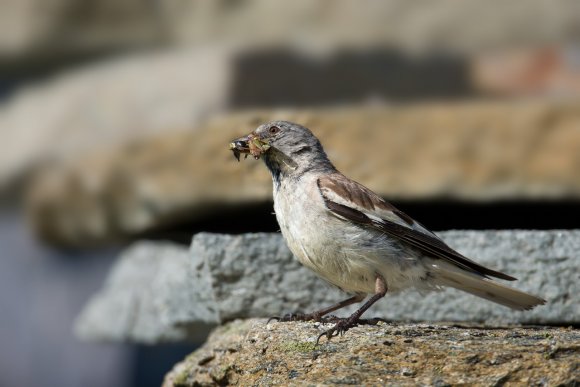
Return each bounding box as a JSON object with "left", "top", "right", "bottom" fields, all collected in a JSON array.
[{"left": 229, "top": 134, "right": 270, "bottom": 161}]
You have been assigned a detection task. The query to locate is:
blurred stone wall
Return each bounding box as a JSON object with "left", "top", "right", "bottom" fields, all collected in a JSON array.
[
  {"left": 21, "top": 101, "right": 580, "bottom": 247},
  {"left": 2, "top": 0, "right": 580, "bottom": 59}
]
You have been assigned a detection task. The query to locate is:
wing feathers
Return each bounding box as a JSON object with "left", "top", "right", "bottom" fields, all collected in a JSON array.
[{"left": 317, "top": 174, "right": 516, "bottom": 281}]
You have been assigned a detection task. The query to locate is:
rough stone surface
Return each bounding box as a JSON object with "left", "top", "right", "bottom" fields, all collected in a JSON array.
[
  {"left": 75, "top": 231, "right": 579, "bottom": 344},
  {"left": 26, "top": 101, "right": 580, "bottom": 246},
  {"left": 163, "top": 318, "right": 580, "bottom": 386}
]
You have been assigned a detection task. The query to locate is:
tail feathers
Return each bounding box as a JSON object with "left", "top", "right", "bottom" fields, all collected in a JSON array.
[{"left": 432, "top": 262, "right": 546, "bottom": 311}]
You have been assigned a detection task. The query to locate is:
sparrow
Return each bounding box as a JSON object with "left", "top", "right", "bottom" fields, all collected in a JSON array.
[{"left": 229, "top": 121, "right": 545, "bottom": 343}]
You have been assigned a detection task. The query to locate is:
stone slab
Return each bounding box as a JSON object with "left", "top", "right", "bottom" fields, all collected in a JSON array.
[{"left": 75, "top": 230, "right": 579, "bottom": 344}]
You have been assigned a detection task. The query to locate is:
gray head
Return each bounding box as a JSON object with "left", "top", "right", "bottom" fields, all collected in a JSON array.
[{"left": 229, "top": 120, "right": 336, "bottom": 180}]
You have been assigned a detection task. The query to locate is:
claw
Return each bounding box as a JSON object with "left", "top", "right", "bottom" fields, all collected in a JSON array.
[
  {"left": 315, "top": 317, "right": 385, "bottom": 345},
  {"left": 266, "top": 316, "right": 280, "bottom": 324},
  {"left": 315, "top": 325, "right": 342, "bottom": 345},
  {"left": 315, "top": 332, "right": 326, "bottom": 346}
]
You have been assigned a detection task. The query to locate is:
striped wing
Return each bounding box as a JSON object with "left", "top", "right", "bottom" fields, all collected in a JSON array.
[{"left": 317, "top": 174, "right": 516, "bottom": 281}]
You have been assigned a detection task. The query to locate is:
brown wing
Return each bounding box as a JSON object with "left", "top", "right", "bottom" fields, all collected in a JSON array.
[{"left": 317, "top": 174, "right": 516, "bottom": 281}]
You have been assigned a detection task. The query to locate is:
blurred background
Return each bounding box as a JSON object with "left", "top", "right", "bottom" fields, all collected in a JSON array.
[{"left": 1, "top": 1, "right": 580, "bottom": 386}]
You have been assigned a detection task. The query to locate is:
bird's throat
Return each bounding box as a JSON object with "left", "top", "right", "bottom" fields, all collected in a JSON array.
[{"left": 262, "top": 149, "right": 299, "bottom": 187}]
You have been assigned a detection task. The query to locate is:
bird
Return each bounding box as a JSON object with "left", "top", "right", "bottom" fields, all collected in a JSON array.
[{"left": 229, "top": 120, "right": 546, "bottom": 343}]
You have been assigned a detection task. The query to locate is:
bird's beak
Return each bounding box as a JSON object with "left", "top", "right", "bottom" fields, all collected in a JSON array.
[{"left": 229, "top": 133, "right": 270, "bottom": 161}]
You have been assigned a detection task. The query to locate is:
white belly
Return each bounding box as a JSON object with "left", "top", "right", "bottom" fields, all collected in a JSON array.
[{"left": 273, "top": 174, "right": 429, "bottom": 295}]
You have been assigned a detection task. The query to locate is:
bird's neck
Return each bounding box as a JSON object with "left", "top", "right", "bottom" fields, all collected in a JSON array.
[{"left": 262, "top": 147, "right": 336, "bottom": 188}]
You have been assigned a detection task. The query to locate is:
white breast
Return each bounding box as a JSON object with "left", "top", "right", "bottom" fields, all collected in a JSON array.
[{"left": 272, "top": 173, "right": 430, "bottom": 295}]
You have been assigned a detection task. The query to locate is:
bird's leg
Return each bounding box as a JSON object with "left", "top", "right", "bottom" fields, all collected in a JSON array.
[
  {"left": 317, "top": 274, "right": 388, "bottom": 344},
  {"left": 269, "top": 294, "right": 365, "bottom": 323}
]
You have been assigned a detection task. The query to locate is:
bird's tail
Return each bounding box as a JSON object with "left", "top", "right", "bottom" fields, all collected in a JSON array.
[{"left": 431, "top": 261, "right": 546, "bottom": 310}]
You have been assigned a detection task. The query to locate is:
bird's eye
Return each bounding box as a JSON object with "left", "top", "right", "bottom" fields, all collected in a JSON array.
[{"left": 269, "top": 126, "right": 280, "bottom": 134}]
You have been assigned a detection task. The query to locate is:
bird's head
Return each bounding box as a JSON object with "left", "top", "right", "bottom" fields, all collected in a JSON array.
[
  {"left": 229, "top": 121, "right": 316, "bottom": 160},
  {"left": 230, "top": 121, "right": 332, "bottom": 169},
  {"left": 229, "top": 120, "right": 334, "bottom": 177}
]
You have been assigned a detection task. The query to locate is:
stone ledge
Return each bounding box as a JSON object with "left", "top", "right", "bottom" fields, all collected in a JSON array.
[
  {"left": 74, "top": 230, "right": 579, "bottom": 344},
  {"left": 163, "top": 318, "right": 580, "bottom": 386},
  {"left": 26, "top": 100, "right": 580, "bottom": 247}
]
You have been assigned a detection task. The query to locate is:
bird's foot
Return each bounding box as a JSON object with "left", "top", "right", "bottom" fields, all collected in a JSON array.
[
  {"left": 318, "top": 315, "right": 388, "bottom": 325},
  {"left": 316, "top": 317, "right": 388, "bottom": 345},
  {"left": 267, "top": 311, "right": 323, "bottom": 324},
  {"left": 316, "top": 317, "right": 356, "bottom": 344}
]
